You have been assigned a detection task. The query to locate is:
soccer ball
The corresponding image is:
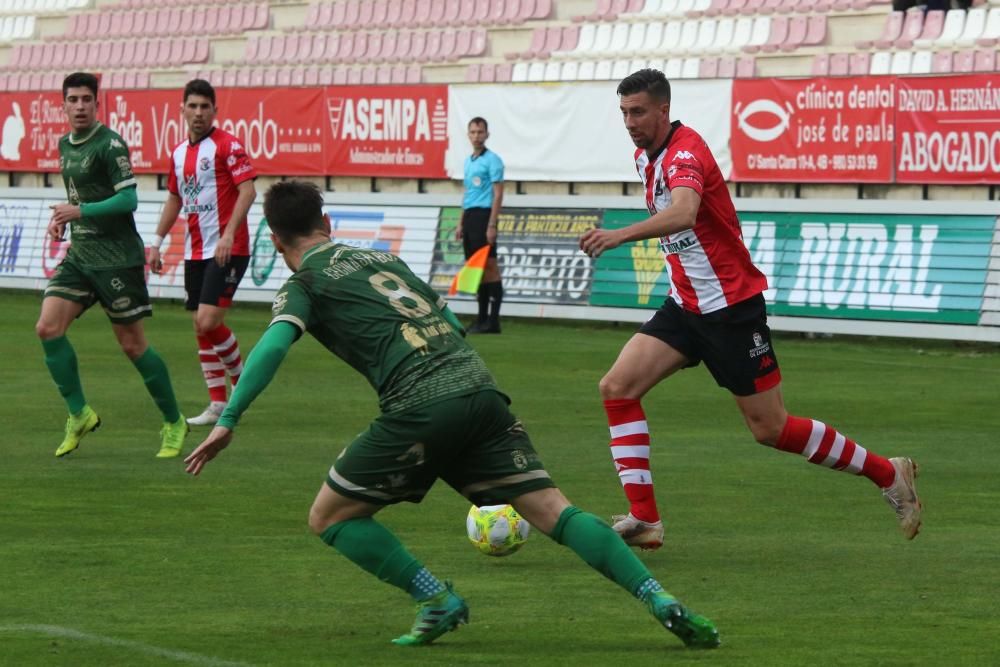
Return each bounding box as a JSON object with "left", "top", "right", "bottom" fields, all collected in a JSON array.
[{"left": 466, "top": 504, "right": 531, "bottom": 557}]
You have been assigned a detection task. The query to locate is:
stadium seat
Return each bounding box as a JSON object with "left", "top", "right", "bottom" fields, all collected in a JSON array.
[
  {"left": 677, "top": 19, "right": 699, "bottom": 51},
  {"left": 494, "top": 62, "right": 513, "bottom": 81},
  {"left": 869, "top": 50, "right": 890, "bottom": 74},
  {"left": 931, "top": 49, "right": 953, "bottom": 72},
  {"left": 725, "top": 0, "right": 748, "bottom": 14},
  {"left": 559, "top": 60, "right": 579, "bottom": 79},
  {"left": 591, "top": 22, "right": 614, "bottom": 54},
  {"left": 692, "top": 19, "right": 717, "bottom": 54},
  {"left": 511, "top": 61, "right": 528, "bottom": 81},
  {"left": 931, "top": 9, "right": 967, "bottom": 48},
  {"left": 741, "top": 16, "right": 770, "bottom": 52},
  {"left": 912, "top": 10, "right": 944, "bottom": 48},
  {"left": 727, "top": 17, "right": 753, "bottom": 52},
  {"left": 699, "top": 55, "right": 719, "bottom": 76},
  {"left": 977, "top": 7, "right": 1000, "bottom": 46},
  {"left": 735, "top": 54, "right": 754, "bottom": 76},
  {"left": 780, "top": 15, "right": 806, "bottom": 51},
  {"left": 861, "top": 10, "right": 902, "bottom": 49},
  {"left": 759, "top": 15, "right": 787, "bottom": 52},
  {"left": 956, "top": 7, "right": 987, "bottom": 45},
  {"left": 661, "top": 21, "right": 682, "bottom": 51},
  {"left": 717, "top": 55, "right": 736, "bottom": 76},
  {"left": 607, "top": 22, "right": 631, "bottom": 55},
  {"left": 641, "top": 21, "right": 664, "bottom": 52},
  {"left": 889, "top": 50, "right": 911, "bottom": 74},
  {"left": 594, "top": 59, "right": 613, "bottom": 79},
  {"left": 664, "top": 57, "right": 682, "bottom": 77},
  {"left": 973, "top": 48, "right": 996, "bottom": 71},
  {"left": 543, "top": 60, "right": 561, "bottom": 80},
  {"left": 848, "top": 51, "right": 869, "bottom": 75},
  {"left": 953, "top": 48, "right": 975, "bottom": 71},
  {"left": 811, "top": 52, "right": 829, "bottom": 75},
  {"left": 709, "top": 17, "right": 734, "bottom": 52},
  {"left": 803, "top": 15, "right": 826, "bottom": 46},
  {"left": 910, "top": 49, "right": 931, "bottom": 73},
  {"left": 892, "top": 9, "right": 925, "bottom": 49},
  {"left": 571, "top": 60, "right": 592, "bottom": 79},
  {"left": 611, "top": 59, "right": 630, "bottom": 79},
  {"left": 693, "top": 0, "right": 722, "bottom": 16}
]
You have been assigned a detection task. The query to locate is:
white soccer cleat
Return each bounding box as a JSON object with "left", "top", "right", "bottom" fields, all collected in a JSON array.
[
  {"left": 882, "top": 457, "right": 922, "bottom": 540},
  {"left": 611, "top": 513, "right": 664, "bottom": 551},
  {"left": 186, "top": 401, "right": 227, "bottom": 426}
]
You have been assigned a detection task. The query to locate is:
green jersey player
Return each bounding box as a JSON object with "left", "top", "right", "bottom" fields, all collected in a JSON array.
[
  {"left": 37, "top": 72, "right": 188, "bottom": 459},
  {"left": 184, "top": 181, "right": 720, "bottom": 650}
]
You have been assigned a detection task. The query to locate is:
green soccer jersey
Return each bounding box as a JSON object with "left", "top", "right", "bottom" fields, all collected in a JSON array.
[
  {"left": 59, "top": 122, "right": 144, "bottom": 269},
  {"left": 270, "top": 242, "right": 498, "bottom": 413}
]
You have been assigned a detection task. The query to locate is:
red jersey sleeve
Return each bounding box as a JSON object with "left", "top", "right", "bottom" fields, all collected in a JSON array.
[
  {"left": 224, "top": 138, "right": 257, "bottom": 186},
  {"left": 664, "top": 139, "right": 706, "bottom": 196},
  {"left": 166, "top": 150, "right": 179, "bottom": 195}
]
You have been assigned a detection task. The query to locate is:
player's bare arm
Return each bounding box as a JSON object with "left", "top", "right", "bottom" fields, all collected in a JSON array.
[
  {"left": 149, "top": 193, "right": 183, "bottom": 274},
  {"left": 49, "top": 203, "right": 82, "bottom": 226},
  {"left": 216, "top": 179, "right": 257, "bottom": 266},
  {"left": 487, "top": 182, "right": 503, "bottom": 245},
  {"left": 579, "top": 187, "right": 701, "bottom": 258},
  {"left": 184, "top": 426, "right": 233, "bottom": 475}
]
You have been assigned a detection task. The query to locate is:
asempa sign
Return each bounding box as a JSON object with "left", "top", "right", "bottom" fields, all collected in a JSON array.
[
  {"left": 730, "top": 78, "right": 895, "bottom": 183},
  {"left": 324, "top": 85, "right": 449, "bottom": 178}
]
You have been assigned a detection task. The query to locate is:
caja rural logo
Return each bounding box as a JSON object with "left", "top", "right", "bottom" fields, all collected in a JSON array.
[{"left": 733, "top": 98, "right": 794, "bottom": 142}]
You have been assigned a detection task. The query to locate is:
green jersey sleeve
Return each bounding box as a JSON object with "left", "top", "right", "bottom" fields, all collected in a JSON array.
[
  {"left": 269, "top": 278, "right": 311, "bottom": 336},
  {"left": 104, "top": 133, "right": 137, "bottom": 192}
]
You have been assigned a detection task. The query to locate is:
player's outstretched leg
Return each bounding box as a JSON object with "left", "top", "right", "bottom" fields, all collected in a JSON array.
[
  {"left": 882, "top": 457, "right": 922, "bottom": 539},
  {"left": 55, "top": 405, "right": 101, "bottom": 457},
  {"left": 318, "top": 515, "right": 468, "bottom": 646},
  {"left": 528, "top": 497, "right": 719, "bottom": 649}
]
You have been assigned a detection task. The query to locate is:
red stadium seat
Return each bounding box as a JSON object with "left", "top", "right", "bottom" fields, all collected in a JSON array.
[
  {"left": 439, "top": 30, "right": 458, "bottom": 60},
  {"left": 373, "top": 0, "right": 390, "bottom": 25},
  {"left": 893, "top": 9, "right": 925, "bottom": 49},
  {"left": 931, "top": 50, "right": 953, "bottom": 72},
  {"left": 811, "top": 52, "right": 829, "bottom": 75},
  {"left": 304, "top": 66, "right": 319, "bottom": 86},
  {"left": 250, "top": 67, "right": 264, "bottom": 87},
  {"left": 319, "top": 67, "right": 334, "bottom": 85},
  {"left": 494, "top": 62, "right": 513, "bottom": 81},
  {"left": 336, "top": 33, "right": 354, "bottom": 60},
  {"left": 736, "top": 55, "right": 755, "bottom": 77},
  {"left": 862, "top": 10, "right": 903, "bottom": 49},
  {"left": 409, "top": 30, "right": 427, "bottom": 59},
  {"left": 973, "top": 49, "right": 996, "bottom": 71},
  {"left": 425, "top": 30, "right": 442, "bottom": 60},
  {"left": 759, "top": 15, "right": 788, "bottom": 52},
  {"left": 390, "top": 63, "right": 407, "bottom": 82},
  {"left": 405, "top": 63, "right": 421, "bottom": 83},
  {"left": 376, "top": 63, "right": 392, "bottom": 83},
  {"left": 911, "top": 9, "right": 945, "bottom": 47},
  {"left": 353, "top": 32, "right": 369, "bottom": 60},
  {"left": 394, "top": 31, "right": 413, "bottom": 59},
  {"left": 457, "top": 0, "right": 475, "bottom": 25},
  {"left": 413, "top": 0, "right": 431, "bottom": 26},
  {"left": 533, "top": 0, "right": 552, "bottom": 18},
  {"left": 468, "top": 28, "right": 487, "bottom": 56},
  {"left": 348, "top": 67, "right": 362, "bottom": 84},
  {"left": 480, "top": 62, "right": 497, "bottom": 81},
  {"left": 291, "top": 68, "right": 306, "bottom": 86},
  {"left": 236, "top": 67, "right": 252, "bottom": 87},
  {"left": 953, "top": 48, "right": 975, "bottom": 71},
  {"left": 397, "top": 0, "right": 417, "bottom": 27},
  {"left": 330, "top": 2, "right": 348, "bottom": 28},
  {"left": 471, "top": 0, "right": 490, "bottom": 25},
  {"left": 780, "top": 16, "right": 807, "bottom": 51},
  {"left": 848, "top": 51, "right": 869, "bottom": 74},
  {"left": 699, "top": 56, "right": 719, "bottom": 77},
  {"left": 333, "top": 66, "right": 348, "bottom": 85},
  {"left": 465, "top": 63, "right": 481, "bottom": 81},
  {"left": 804, "top": 15, "right": 827, "bottom": 46},
  {"left": 502, "top": 0, "right": 522, "bottom": 24},
  {"left": 366, "top": 32, "right": 384, "bottom": 62},
  {"left": 717, "top": 56, "right": 736, "bottom": 77},
  {"left": 358, "top": 1, "right": 375, "bottom": 27}
]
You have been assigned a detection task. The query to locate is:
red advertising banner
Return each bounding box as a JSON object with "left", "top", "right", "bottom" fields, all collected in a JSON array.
[
  {"left": 0, "top": 91, "right": 68, "bottom": 173},
  {"left": 105, "top": 87, "right": 326, "bottom": 175},
  {"left": 895, "top": 74, "right": 1000, "bottom": 185},
  {"left": 730, "top": 77, "right": 894, "bottom": 183},
  {"left": 323, "top": 85, "right": 448, "bottom": 178}
]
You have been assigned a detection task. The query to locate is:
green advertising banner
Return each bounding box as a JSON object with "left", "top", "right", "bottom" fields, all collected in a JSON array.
[{"left": 592, "top": 210, "right": 995, "bottom": 324}]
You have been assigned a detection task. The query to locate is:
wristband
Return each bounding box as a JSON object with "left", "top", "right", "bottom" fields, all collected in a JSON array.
[{"left": 152, "top": 234, "right": 164, "bottom": 250}]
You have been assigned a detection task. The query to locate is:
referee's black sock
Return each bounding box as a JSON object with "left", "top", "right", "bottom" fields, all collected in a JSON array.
[
  {"left": 477, "top": 284, "right": 490, "bottom": 324},
  {"left": 486, "top": 281, "right": 503, "bottom": 330}
]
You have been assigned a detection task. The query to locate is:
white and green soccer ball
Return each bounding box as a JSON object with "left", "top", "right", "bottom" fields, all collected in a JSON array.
[{"left": 466, "top": 504, "right": 531, "bottom": 557}]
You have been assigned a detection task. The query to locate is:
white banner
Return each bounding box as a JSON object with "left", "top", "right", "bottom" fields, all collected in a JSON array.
[{"left": 446, "top": 80, "right": 732, "bottom": 183}]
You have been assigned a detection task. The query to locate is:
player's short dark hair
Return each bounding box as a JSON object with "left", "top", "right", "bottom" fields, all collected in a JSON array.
[
  {"left": 62, "top": 72, "right": 99, "bottom": 99},
  {"left": 183, "top": 79, "right": 216, "bottom": 105},
  {"left": 468, "top": 117, "right": 488, "bottom": 131},
  {"left": 617, "top": 69, "right": 671, "bottom": 104},
  {"left": 264, "top": 180, "right": 326, "bottom": 243}
]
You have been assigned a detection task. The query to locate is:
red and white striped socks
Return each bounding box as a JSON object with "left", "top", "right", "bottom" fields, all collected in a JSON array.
[
  {"left": 776, "top": 415, "right": 896, "bottom": 488},
  {"left": 205, "top": 324, "right": 243, "bottom": 387},
  {"left": 604, "top": 398, "right": 660, "bottom": 523},
  {"left": 197, "top": 335, "right": 228, "bottom": 403}
]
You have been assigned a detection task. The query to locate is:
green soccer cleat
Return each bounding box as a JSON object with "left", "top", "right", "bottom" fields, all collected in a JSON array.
[
  {"left": 647, "top": 592, "right": 720, "bottom": 649},
  {"left": 55, "top": 406, "right": 101, "bottom": 457},
  {"left": 391, "top": 582, "right": 469, "bottom": 647},
  {"left": 156, "top": 416, "right": 189, "bottom": 459}
]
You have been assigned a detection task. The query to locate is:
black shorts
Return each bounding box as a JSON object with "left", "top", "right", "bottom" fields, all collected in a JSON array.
[
  {"left": 638, "top": 294, "right": 781, "bottom": 396},
  {"left": 184, "top": 256, "right": 250, "bottom": 311},
  {"left": 461, "top": 207, "right": 497, "bottom": 259}
]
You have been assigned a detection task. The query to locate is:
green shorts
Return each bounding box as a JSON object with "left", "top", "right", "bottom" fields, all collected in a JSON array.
[
  {"left": 327, "top": 389, "right": 555, "bottom": 507},
  {"left": 45, "top": 257, "right": 152, "bottom": 324}
]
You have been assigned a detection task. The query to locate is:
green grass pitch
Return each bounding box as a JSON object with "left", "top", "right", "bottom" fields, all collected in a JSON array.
[{"left": 2, "top": 289, "right": 999, "bottom": 666}]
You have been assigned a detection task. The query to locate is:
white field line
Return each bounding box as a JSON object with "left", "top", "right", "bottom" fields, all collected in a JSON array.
[{"left": 0, "top": 624, "right": 253, "bottom": 667}]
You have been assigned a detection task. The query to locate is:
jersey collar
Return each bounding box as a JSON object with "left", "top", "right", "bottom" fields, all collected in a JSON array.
[
  {"left": 68, "top": 122, "right": 102, "bottom": 145},
  {"left": 646, "top": 120, "right": 682, "bottom": 161},
  {"left": 470, "top": 148, "right": 488, "bottom": 160},
  {"left": 188, "top": 126, "right": 217, "bottom": 146},
  {"left": 301, "top": 240, "right": 337, "bottom": 264}
]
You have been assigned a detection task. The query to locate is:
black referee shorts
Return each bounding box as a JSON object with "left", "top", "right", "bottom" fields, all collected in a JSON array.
[
  {"left": 461, "top": 207, "right": 497, "bottom": 259},
  {"left": 638, "top": 294, "right": 781, "bottom": 396}
]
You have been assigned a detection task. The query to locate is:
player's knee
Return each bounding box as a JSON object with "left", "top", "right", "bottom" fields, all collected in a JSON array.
[
  {"left": 118, "top": 339, "right": 147, "bottom": 360},
  {"left": 193, "top": 315, "right": 219, "bottom": 337},
  {"left": 308, "top": 505, "right": 341, "bottom": 536},
  {"left": 747, "top": 416, "right": 783, "bottom": 446},
  {"left": 599, "top": 373, "right": 631, "bottom": 400},
  {"left": 35, "top": 318, "right": 60, "bottom": 340}
]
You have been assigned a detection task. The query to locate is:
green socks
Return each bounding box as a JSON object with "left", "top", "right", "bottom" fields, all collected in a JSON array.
[
  {"left": 42, "top": 336, "right": 86, "bottom": 415},
  {"left": 551, "top": 506, "right": 667, "bottom": 601},
  {"left": 131, "top": 347, "right": 181, "bottom": 423},
  {"left": 321, "top": 517, "right": 442, "bottom": 602}
]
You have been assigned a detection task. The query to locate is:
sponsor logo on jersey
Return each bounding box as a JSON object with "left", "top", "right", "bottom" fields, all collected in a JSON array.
[
  {"left": 654, "top": 178, "right": 664, "bottom": 197},
  {"left": 510, "top": 449, "right": 528, "bottom": 471},
  {"left": 667, "top": 165, "right": 677, "bottom": 178},
  {"left": 199, "top": 157, "right": 212, "bottom": 171},
  {"left": 232, "top": 163, "right": 253, "bottom": 177},
  {"left": 271, "top": 291, "right": 287, "bottom": 314},
  {"left": 110, "top": 277, "right": 125, "bottom": 292},
  {"left": 181, "top": 175, "right": 203, "bottom": 200},
  {"left": 112, "top": 296, "right": 131, "bottom": 310},
  {"left": 80, "top": 155, "right": 94, "bottom": 173},
  {"left": 659, "top": 236, "right": 696, "bottom": 255},
  {"left": 67, "top": 177, "right": 80, "bottom": 205},
  {"left": 116, "top": 155, "right": 131, "bottom": 177},
  {"left": 227, "top": 155, "right": 237, "bottom": 167},
  {"left": 109, "top": 138, "right": 124, "bottom": 149},
  {"left": 673, "top": 150, "right": 694, "bottom": 161},
  {"left": 759, "top": 355, "right": 775, "bottom": 370}
]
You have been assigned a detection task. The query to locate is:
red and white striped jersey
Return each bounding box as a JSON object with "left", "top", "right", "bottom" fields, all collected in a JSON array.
[
  {"left": 635, "top": 121, "right": 767, "bottom": 314},
  {"left": 168, "top": 127, "right": 256, "bottom": 261}
]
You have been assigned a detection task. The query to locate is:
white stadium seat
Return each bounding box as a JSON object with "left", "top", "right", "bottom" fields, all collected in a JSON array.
[
  {"left": 869, "top": 50, "right": 890, "bottom": 75},
  {"left": 594, "top": 59, "right": 613, "bottom": 79},
  {"left": 955, "top": 7, "right": 987, "bottom": 46},
  {"left": 543, "top": 61, "right": 561, "bottom": 81},
  {"left": 910, "top": 50, "right": 931, "bottom": 73},
  {"left": 889, "top": 50, "right": 912, "bottom": 74},
  {"left": 627, "top": 23, "right": 647, "bottom": 55},
  {"left": 681, "top": 56, "right": 700, "bottom": 78},
  {"left": 977, "top": 8, "right": 1000, "bottom": 46},
  {"left": 664, "top": 57, "right": 683, "bottom": 78},
  {"left": 744, "top": 16, "right": 771, "bottom": 52},
  {"left": 591, "top": 23, "right": 614, "bottom": 54},
  {"left": 612, "top": 59, "right": 631, "bottom": 80},
  {"left": 661, "top": 21, "right": 682, "bottom": 51},
  {"left": 931, "top": 9, "right": 966, "bottom": 49},
  {"left": 577, "top": 60, "right": 596, "bottom": 79},
  {"left": 607, "top": 23, "right": 631, "bottom": 55},
  {"left": 711, "top": 17, "right": 735, "bottom": 53},
  {"left": 678, "top": 20, "right": 699, "bottom": 51},
  {"left": 692, "top": 19, "right": 717, "bottom": 54},
  {"left": 560, "top": 60, "right": 579, "bottom": 80},
  {"left": 527, "top": 61, "right": 545, "bottom": 81},
  {"left": 729, "top": 17, "right": 754, "bottom": 52},
  {"left": 511, "top": 61, "right": 529, "bottom": 81}
]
